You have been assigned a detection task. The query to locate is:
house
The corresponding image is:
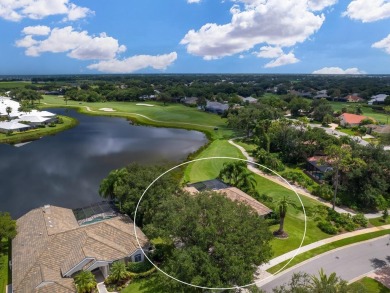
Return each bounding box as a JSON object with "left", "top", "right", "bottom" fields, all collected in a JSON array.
[
  {"left": 205, "top": 101, "right": 229, "bottom": 114},
  {"left": 12, "top": 203, "right": 149, "bottom": 293},
  {"left": 345, "top": 94, "right": 364, "bottom": 103},
  {"left": 187, "top": 179, "right": 272, "bottom": 217},
  {"left": 366, "top": 124, "right": 390, "bottom": 135},
  {"left": 339, "top": 113, "right": 369, "bottom": 127},
  {"left": 368, "top": 94, "right": 388, "bottom": 105},
  {"left": 181, "top": 97, "right": 198, "bottom": 106},
  {"left": 306, "top": 156, "right": 333, "bottom": 181},
  {"left": 314, "top": 90, "right": 329, "bottom": 99},
  {"left": 0, "top": 121, "right": 30, "bottom": 133},
  {"left": 242, "top": 96, "right": 258, "bottom": 104},
  {"left": 16, "top": 115, "right": 51, "bottom": 126}
]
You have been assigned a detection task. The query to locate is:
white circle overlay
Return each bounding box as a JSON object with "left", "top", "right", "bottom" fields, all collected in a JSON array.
[{"left": 133, "top": 156, "right": 307, "bottom": 290}]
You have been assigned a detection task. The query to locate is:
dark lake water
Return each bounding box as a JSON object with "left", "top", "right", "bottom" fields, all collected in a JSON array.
[{"left": 0, "top": 108, "right": 207, "bottom": 217}]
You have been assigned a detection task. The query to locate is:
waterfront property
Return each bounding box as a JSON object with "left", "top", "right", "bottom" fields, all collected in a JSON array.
[
  {"left": 0, "top": 121, "right": 30, "bottom": 133},
  {"left": 187, "top": 179, "right": 272, "bottom": 216},
  {"left": 11, "top": 203, "right": 149, "bottom": 293}
]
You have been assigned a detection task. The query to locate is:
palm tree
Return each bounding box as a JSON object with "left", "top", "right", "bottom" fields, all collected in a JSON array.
[
  {"left": 219, "top": 161, "right": 256, "bottom": 192},
  {"left": 5, "top": 106, "right": 12, "bottom": 120},
  {"left": 74, "top": 271, "right": 96, "bottom": 293},
  {"left": 310, "top": 269, "right": 349, "bottom": 292},
  {"left": 109, "top": 261, "right": 129, "bottom": 282},
  {"left": 273, "top": 196, "right": 299, "bottom": 237}
]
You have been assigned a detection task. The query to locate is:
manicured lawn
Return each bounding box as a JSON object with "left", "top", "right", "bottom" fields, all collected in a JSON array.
[
  {"left": 183, "top": 139, "right": 245, "bottom": 183},
  {"left": 0, "top": 81, "right": 30, "bottom": 89},
  {"left": 0, "top": 115, "right": 77, "bottom": 144},
  {"left": 370, "top": 216, "right": 390, "bottom": 227},
  {"left": 41, "top": 95, "right": 234, "bottom": 140},
  {"left": 121, "top": 277, "right": 165, "bottom": 293},
  {"left": 267, "top": 229, "right": 390, "bottom": 274},
  {"left": 0, "top": 240, "right": 10, "bottom": 293},
  {"left": 355, "top": 277, "right": 390, "bottom": 292},
  {"left": 235, "top": 139, "right": 257, "bottom": 152}
]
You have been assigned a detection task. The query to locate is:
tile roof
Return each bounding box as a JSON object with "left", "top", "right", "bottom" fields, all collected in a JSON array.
[
  {"left": 216, "top": 187, "right": 272, "bottom": 216},
  {"left": 12, "top": 205, "right": 148, "bottom": 293},
  {"left": 339, "top": 113, "right": 368, "bottom": 124}
]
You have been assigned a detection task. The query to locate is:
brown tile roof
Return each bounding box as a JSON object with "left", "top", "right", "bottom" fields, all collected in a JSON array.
[
  {"left": 216, "top": 187, "right": 272, "bottom": 216},
  {"left": 12, "top": 205, "right": 148, "bottom": 293}
]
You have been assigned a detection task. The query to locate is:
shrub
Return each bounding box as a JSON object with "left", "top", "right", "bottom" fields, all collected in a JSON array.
[
  {"left": 312, "top": 184, "right": 333, "bottom": 200},
  {"left": 317, "top": 221, "right": 338, "bottom": 235},
  {"left": 127, "top": 259, "right": 153, "bottom": 273},
  {"left": 130, "top": 267, "right": 156, "bottom": 280},
  {"left": 265, "top": 212, "right": 280, "bottom": 226},
  {"left": 352, "top": 213, "right": 368, "bottom": 228}
]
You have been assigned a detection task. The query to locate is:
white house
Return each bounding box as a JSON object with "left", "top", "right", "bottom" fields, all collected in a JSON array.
[
  {"left": 368, "top": 94, "right": 388, "bottom": 105},
  {"left": 0, "top": 121, "right": 30, "bottom": 133}
]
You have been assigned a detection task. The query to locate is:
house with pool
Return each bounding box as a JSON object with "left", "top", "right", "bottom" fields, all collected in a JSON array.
[{"left": 11, "top": 202, "right": 149, "bottom": 293}]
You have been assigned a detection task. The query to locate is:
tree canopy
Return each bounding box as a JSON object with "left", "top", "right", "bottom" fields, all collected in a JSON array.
[{"left": 144, "top": 191, "right": 273, "bottom": 291}]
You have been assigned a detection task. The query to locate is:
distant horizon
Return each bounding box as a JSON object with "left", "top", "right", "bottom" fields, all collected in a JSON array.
[{"left": 0, "top": 1, "right": 389, "bottom": 75}]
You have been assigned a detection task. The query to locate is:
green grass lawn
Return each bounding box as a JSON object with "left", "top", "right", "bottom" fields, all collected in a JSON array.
[
  {"left": 0, "top": 240, "right": 10, "bottom": 293},
  {"left": 41, "top": 95, "right": 234, "bottom": 140},
  {"left": 183, "top": 139, "right": 245, "bottom": 183},
  {"left": 235, "top": 139, "right": 258, "bottom": 152},
  {"left": 0, "top": 115, "right": 77, "bottom": 144},
  {"left": 121, "top": 280, "right": 146, "bottom": 293},
  {"left": 267, "top": 229, "right": 390, "bottom": 274},
  {"left": 355, "top": 277, "right": 390, "bottom": 293},
  {"left": 370, "top": 216, "right": 390, "bottom": 227},
  {"left": 0, "top": 81, "right": 30, "bottom": 89}
]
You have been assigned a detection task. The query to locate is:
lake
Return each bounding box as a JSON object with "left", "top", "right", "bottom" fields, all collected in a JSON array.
[{"left": 0, "top": 108, "right": 207, "bottom": 217}]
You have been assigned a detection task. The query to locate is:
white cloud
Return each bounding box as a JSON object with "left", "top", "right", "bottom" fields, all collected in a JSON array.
[
  {"left": 372, "top": 34, "right": 390, "bottom": 54},
  {"left": 254, "top": 46, "right": 284, "bottom": 58},
  {"left": 22, "top": 25, "right": 51, "bottom": 36},
  {"left": 16, "top": 26, "right": 126, "bottom": 60},
  {"left": 87, "top": 52, "right": 178, "bottom": 73},
  {"left": 264, "top": 52, "right": 299, "bottom": 68},
  {"left": 312, "top": 67, "right": 365, "bottom": 74},
  {"left": 187, "top": 0, "right": 201, "bottom": 3},
  {"left": 180, "top": 0, "right": 338, "bottom": 60},
  {"left": 343, "top": 0, "right": 390, "bottom": 22},
  {"left": 0, "top": 0, "right": 93, "bottom": 22},
  {"left": 308, "top": 0, "right": 338, "bottom": 11}
]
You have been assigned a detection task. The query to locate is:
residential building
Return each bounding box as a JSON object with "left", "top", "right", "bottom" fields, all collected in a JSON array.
[
  {"left": 0, "top": 121, "right": 30, "bottom": 133},
  {"left": 339, "top": 113, "right": 369, "bottom": 127},
  {"left": 205, "top": 101, "right": 229, "bottom": 114},
  {"left": 306, "top": 156, "right": 333, "bottom": 181},
  {"left": 368, "top": 94, "right": 388, "bottom": 105},
  {"left": 11, "top": 203, "right": 149, "bottom": 293},
  {"left": 187, "top": 179, "right": 272, "bottom": 217},
  {"left": 345, "top": 94, "right": 364, "bottom": 103}
]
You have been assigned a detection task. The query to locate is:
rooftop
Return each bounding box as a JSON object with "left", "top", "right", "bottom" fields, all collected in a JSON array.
[
  {"left": 339, "top": 113, "right": 368, "bottom": 124},
  {"left": 12, "top": 204, "right": 148, "bottom": 293}
]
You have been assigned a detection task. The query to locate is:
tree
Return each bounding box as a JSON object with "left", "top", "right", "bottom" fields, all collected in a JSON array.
[
  {"left": 74, "top": 271, "right": 97, "bottom": 293},
  {"left": 227, "top": 107, "right": 261, "bottom": 138},
  {"left": 0, "top": 212, "right": 17, "bottom": 246},
  {"left": 144, "top": 191, "right": 273, "bottom": 291},
  {"left": 99, "top": 163, "right": 179, "bottom": 227},
  {"left": 273, "top": 270, "right": 368, "bottom": 293},
  {"left": 384, "top": 106, "right": 390, "bottom": 124},
  {"left": 197, "top": 96, "right": 207, "bottom": 110},
  {"left": 323, "top": 145, "right": 366, "bottom": 210},
  {"left": 383, "top": 207, "right": 389, "bottom": 221},
  {"left": 219, "top": 161, "right": 256, "bottom": 192},
  {"left": 288, "top": 97, "right": 310, "bottom": 117},
  {"left": 273, "top": 196, "right": 299, "bottom": 237},
  {"left": 109, "top": 261, "right": 130, "bottom": 282},
  {"left": 5, "top": 106, "right": 12, "bottom": 119},
  {"left": 311, "top": 99, "right": 333, "bottom": 122}
]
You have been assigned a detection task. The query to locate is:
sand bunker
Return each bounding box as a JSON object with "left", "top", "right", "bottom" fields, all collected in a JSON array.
[
  {"left": 136, "top": 103, "right": 154, "bottom": 107},
  {"left": 99, "top": 108, "right": 116, "bottom": 112}
]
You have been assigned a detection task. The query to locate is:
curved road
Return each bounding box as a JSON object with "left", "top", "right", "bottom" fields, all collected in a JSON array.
[{"left": 258, "top": 235, "right": 390, "bottom": 292}]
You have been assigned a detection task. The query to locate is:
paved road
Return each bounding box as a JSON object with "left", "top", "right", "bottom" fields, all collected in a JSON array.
[{"left": 258, "top": 235, "right": 390, "bottom": 292}]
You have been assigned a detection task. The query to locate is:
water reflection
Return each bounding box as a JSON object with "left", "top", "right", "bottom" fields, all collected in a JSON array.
[{"left": 0, "top": 108, "right": 207, "bottom": 217}]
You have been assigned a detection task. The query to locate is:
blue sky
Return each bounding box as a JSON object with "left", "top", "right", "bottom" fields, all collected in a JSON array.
[{"left": 0, "top": 0, "right": 390, "bottom": 75}]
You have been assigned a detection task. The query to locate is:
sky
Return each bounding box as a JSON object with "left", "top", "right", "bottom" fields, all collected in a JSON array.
[{"left": 0, "top": 0, "right": 390, "bottom": 75}]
